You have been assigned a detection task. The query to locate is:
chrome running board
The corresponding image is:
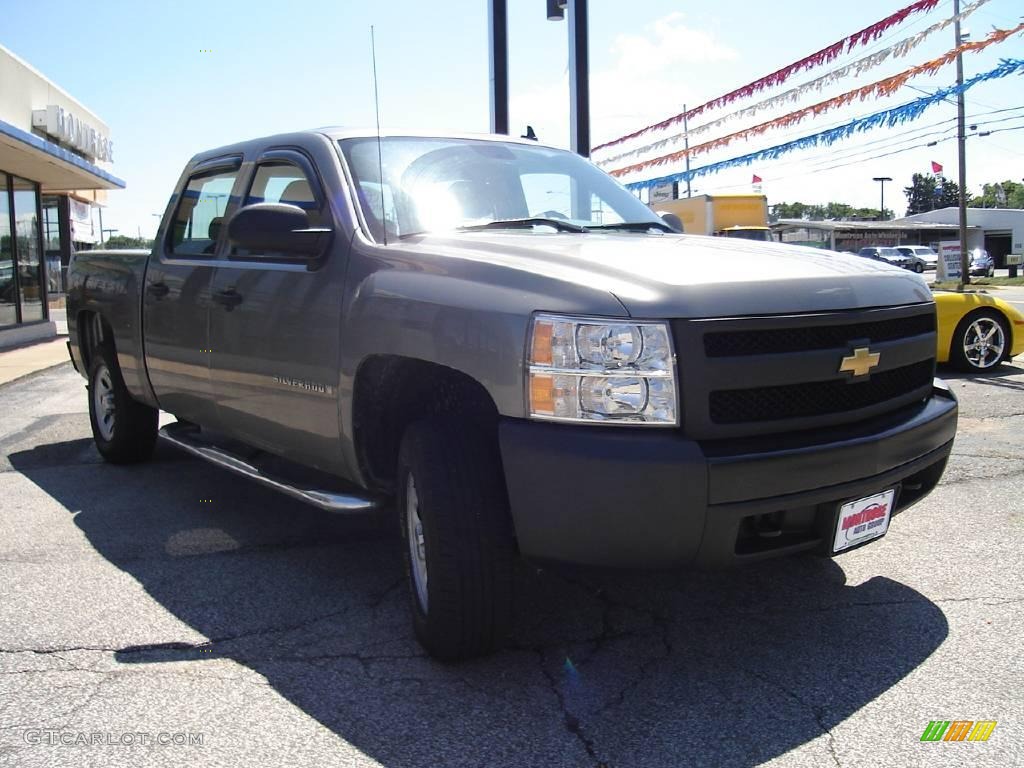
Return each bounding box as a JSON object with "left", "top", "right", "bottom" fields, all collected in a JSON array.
[{"left": 159, "top": 422, "right": 378, "bottom": 513}]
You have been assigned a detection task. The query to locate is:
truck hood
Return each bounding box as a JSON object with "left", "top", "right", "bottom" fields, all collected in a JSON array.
[{"left": 399, "top": 231, "right": 933, "bottom": 318}]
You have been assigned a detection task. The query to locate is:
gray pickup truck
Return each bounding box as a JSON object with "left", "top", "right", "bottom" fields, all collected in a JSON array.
[{"left": 67, "top": 129, "right": 957, "bottom": 660}]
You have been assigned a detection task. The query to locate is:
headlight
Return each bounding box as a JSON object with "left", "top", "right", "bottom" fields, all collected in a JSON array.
[{"left": 527, "top": 313, "right": 678, "bottom": 425}]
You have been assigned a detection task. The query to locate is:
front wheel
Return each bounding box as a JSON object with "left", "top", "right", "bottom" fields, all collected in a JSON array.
[
  {"left": 914, "top": 262, "right": 924, "bottom": 273},
  {"left": 397, "top": 418, "right": 516, "bottom": 661},
  {"left": 949, "top": 310, "right": 1009, "bottom": 372},
  {"left": 87, "top": 345, "right": 158, "bottom": 463}
]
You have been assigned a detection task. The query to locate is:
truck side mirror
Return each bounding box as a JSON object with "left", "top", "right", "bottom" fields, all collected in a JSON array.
[
  {"left": 227, "top": 203, "right": 331, "bottom": 256},
  {"left": 657, "top": 212, "right": 683, "bottom": 233}
]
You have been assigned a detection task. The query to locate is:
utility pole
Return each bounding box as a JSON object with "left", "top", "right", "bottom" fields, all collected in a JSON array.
[
  {"left": 682, "top": 104, "right": 692, "bottom": 198},
  {"left": 954, "top": 0, "right": 969, "bottom": 287}
]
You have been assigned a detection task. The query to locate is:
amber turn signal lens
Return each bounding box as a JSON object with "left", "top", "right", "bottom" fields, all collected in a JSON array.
[
  {"left": 529, "top": 373, "right": 555, "bottom": 415},
  {"left": 530, "top": 320, "right": 554, "bottom": 365}
]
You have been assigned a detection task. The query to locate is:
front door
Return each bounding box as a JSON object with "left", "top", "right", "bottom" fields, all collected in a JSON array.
[
  {"left": 143, "top": 158, "right": 241, "bottom": 426},
  {"left": 207, "top": 152, "right": 344, "bottom": 473}
]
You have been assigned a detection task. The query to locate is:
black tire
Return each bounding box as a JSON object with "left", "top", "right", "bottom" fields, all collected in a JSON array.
[
  {"left": 914, "top": 262, "right": 924, "bottom": 273},
  {"left": 87, "top": 344, "right": 158, "bottom": 463},
  {"left": 949, "top": 309, "right": 1010, "bottom": 373},
  {"left": 397, "top": 417, "right": 516, "bottom": 661}
]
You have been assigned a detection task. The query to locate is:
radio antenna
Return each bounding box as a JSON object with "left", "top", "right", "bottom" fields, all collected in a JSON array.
[{"left": 370, "top": 26, "right": 387, "bottom": 246}]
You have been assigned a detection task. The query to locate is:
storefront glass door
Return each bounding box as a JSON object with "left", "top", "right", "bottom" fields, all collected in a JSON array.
[
  {"left": 0, "top": 174, "right": 16, "bottom": 328},
  {"left": 12, "top": 176, "right": 44, "bottom": 323}
]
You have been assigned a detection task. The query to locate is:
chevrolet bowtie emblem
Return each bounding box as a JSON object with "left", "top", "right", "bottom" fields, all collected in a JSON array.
[{"left": 839, "top": 347, "right": 881, "bottom": 377}]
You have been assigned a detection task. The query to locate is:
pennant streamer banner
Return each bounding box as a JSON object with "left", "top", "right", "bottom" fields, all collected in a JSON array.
[
  {"left": 610, "top": 24, "right": 1024, "bottom": 178},
  {"left": 594, "top": 0, "right": 991, "bottom": 169},
  {"left": 592, "top": 0, "right": 941, "bottom": 153},
  {"left": 623, "top": 58, "right": 1024, "bottom": 192}
]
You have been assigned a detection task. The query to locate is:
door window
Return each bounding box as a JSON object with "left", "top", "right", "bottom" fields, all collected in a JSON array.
[
  {"left": 234, "top": 162, "right": 322, "bottom": 258},
  {"left": 244, "top": 163, "right": 321, "bottom": 221},
  {"left": 170, "top": 169, "right": 239, "bottom": 257}
]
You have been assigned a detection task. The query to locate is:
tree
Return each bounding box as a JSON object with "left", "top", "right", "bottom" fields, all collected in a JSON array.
[
  {"left": 904, "top": 173, "right": 961, "bottom": 215},
  {"left": 101, "top": 235, "right": 153, "bottom": 249},
  {"left": 770, "top": 202, "right": 891, "bottom": 220},
  {"left": 970, "top": 180, "right": 1024, "bottom": 209}
]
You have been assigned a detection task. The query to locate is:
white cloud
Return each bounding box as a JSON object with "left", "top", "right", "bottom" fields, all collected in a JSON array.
[{"left": 511, "top": 13, "right": 738, "bottom": 151}]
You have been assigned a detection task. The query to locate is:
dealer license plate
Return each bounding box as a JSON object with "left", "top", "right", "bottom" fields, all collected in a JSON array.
[{"left": 833, "top": 489, "right": 896, "bottom": 553}]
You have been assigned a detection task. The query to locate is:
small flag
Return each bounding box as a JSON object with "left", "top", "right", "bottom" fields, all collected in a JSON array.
[
  {"left": 752, "top": 174, "right": 763, "bottom": 183},
  {"left": 931, "top": 161, "right": 943, "bottom": 174}
]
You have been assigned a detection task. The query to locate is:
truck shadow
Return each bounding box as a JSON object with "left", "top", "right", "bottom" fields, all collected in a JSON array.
[
  {"left": 938, "top": 361, "right": 1024, "bottom": 391},
  {"left": 10, "top": 438, "right": 949, "bottom": 767}
]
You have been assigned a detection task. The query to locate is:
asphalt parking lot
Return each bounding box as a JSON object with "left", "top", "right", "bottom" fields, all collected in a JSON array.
[{"left": 1, "top": 352, "right": 1022, "bottom": 767}]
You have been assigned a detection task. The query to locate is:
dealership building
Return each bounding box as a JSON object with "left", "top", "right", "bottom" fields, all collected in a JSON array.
[
  {"left": 0, "top": 44, "right": 124, "bottom": 348},
  {"left": 773, "top": 208, "right": 1024, "bottom": 268}
]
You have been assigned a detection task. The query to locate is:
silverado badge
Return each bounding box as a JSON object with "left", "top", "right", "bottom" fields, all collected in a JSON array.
[{"left": 839, "top": 347, "right": 881, "bottom": 377}]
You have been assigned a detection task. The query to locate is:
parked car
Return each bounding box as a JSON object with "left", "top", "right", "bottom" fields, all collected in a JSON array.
[
  {"left": 857, "top": 246, "right": 912, "bottom": 270},
  {"left": 896, "top": 246, "right": 938, "bottom": 273},
  {"left": 935, "top": 291, "right": 1024, "bottom": 371},
  {"left": 66, "top": 129, "right": 958, "bottom": 660},
  {"left": 968, "top": 248, "right": 995, "bottom": 277}
]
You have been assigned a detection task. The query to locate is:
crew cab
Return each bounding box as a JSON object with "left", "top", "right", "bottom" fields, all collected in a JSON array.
[{"left": 67, "top": 129, "right": 958, "bottom": 660}]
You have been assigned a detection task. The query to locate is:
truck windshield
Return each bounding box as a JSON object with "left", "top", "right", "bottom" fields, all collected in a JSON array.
[{"left": 339, "top": 136, "right": 663, "bottom": 242}]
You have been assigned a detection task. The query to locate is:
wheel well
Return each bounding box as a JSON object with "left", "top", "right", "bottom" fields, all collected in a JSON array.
[
  {"left": 77, "top": 311, "right": 114, "bottom": 372},
  {"left": 950, "top": 307, "right": 1012, "bottom": 359},
  {"left": 352, "top": 356, "right": 500, "bottom": 494}
]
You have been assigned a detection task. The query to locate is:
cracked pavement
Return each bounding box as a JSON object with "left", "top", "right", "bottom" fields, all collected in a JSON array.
[{"left": 1, "top": 360, "right": 1022, "bottom": 767}]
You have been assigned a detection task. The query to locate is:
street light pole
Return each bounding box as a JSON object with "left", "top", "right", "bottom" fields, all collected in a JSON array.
[
  {"left": 488, "top": 0, "right": 509, "bottom": 135},
  {"left": 872, "top": 176, "right": 892, "bottom": 221},
  {"left": 567, "top": 0, "right": 590, "bottom": 157},
  {"left": 954, "top": 0, "right": 969, "bottom": 287}
]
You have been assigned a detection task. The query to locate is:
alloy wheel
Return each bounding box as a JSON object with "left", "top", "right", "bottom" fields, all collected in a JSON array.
[
  {"left": 406, "top": 474, "right": 429, "bottom": 613},
  {"left": 93, "top": 363, "right": 116, "bottom": 440},
  {"left": 963, "top": 317, "right": 1005, "bottom": 370}
]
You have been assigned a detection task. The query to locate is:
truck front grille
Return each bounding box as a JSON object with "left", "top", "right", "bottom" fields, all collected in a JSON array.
[
  {"left": 709, "top": 359, "right": 935, "bottom": 424},
  {"left": 672, "top": 304, "right": 938, "bottom": 440},
  {"left": 704, "top": 313, "right": 935, "bottom": 357}
]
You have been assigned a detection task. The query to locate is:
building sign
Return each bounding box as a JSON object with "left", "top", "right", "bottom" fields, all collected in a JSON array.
[
  {"left": 69, "top": 199, "right": 98, "bottom": 244},
  {"left": 31, "top": 105, "right": 113, "bottom": 163},
  {"left": 937, "top": 240, "right": 961, "bottom": 280},
  {"left": 834, "top": 230, "right": 904, "bottom": 251},
  {"left": 649, "top": 183, "right": 676, "bottom": 204}
]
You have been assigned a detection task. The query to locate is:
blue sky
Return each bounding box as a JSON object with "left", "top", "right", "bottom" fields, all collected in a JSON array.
[{"left": 3, "top": 0, "right": 1022, "bottom": 237}]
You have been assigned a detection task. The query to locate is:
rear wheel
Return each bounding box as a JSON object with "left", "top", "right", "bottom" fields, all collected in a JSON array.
[
  {"left": 397, "top": 418, "right": 516, "bottom": 661},
  {"left": 87, "top": 345, "right": 158, "bottom": 463},
  {"left": 949, "top": 310, "right": 1009, "bottom": 372}
]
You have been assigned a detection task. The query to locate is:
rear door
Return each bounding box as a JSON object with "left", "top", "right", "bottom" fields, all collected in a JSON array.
[
  {"left": 143, "top": 157, "right": 241, "bottom": 425},
  {"left": 207, "top": 148, "right": 344, "bottom": 473}
]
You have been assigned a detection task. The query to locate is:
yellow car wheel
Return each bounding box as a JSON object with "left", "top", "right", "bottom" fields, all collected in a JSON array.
[{"left": 949, "top": 309, "right": 1009, "bottom": 372}]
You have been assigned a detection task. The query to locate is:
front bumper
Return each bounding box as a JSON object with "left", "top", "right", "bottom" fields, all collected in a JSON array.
[{"left": 499, "top": 381, "right": 957, "bottom": 569}]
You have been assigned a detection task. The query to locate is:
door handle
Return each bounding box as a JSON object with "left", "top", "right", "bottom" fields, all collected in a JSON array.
[
  {"left": 146, "top": 282, "right": 170, "bottom": 298},
  {"left": 212, "top": 289, "right": 244, "bottom": 308}
]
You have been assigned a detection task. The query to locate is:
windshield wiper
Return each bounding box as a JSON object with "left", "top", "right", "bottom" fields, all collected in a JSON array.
[
  {"left": 456, "top": 217, "right": 589, "bottom": 234},
  {"left": 587, "top": 221, "right": 674, "bottom": 233}
]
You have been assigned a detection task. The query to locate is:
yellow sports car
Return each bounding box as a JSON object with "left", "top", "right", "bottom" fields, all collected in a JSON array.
[{"left": 934, "top": 291, "right": 1024, "bottom": 372}]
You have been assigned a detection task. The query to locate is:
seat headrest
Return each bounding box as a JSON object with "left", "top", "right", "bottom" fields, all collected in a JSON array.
[{"left": 280, "top": 179, "right": 314, "bottom": 207}]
